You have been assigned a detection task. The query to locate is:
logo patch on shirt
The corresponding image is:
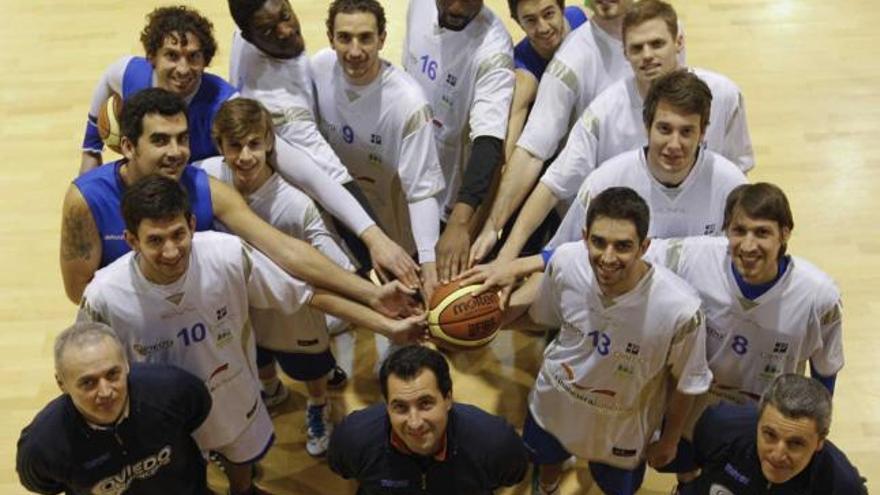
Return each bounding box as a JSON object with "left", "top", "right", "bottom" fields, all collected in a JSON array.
[
  {"left": 625, "top": 342, "right": 640, "bottom": 355},
  {"left": 370, "top": 133, "right": 382, "bottom": 145},
  {"left": 297, "top": 338, "right": 319, "bottom": 347},
  {"left": 92, "top": 446, "right": 172, "bottom": 495},
  {"left": 704, "top": 223, "right": 717, "bottom": 235},
  {"left": 723, "top": 463, "right": 751, "bottom": 485},
  {"left": 773, "top": 342, "right": 789, "bottom": 353},
  {"left": 133, "top": 340, "right": 173, "bottom": 357},
  {"left": 216, "top": 306, "right": 227, "bottom": 320},
  {"left": 380, "top": 479, "right": 410, "bottom": 488},
  {"left": 445, "top": 73, "right": 457, "bottom": 86}
]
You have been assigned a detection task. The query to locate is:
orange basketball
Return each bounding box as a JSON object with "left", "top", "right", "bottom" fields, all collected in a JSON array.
[
  {"left": 427, "top": 282, "right": 502, "bottom": 350},
  {"left": 97, "top": 93, "right": 123, "bottom": 154}
]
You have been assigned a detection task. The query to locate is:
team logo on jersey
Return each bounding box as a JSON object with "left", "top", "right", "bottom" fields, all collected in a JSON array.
[
  {"left": 773, "top": 342, "right": 789, "bottom": 353},
  {"left": 445, "top": 73, "right": 457, "bottom": 87},
  {"left": 92, "top": 446, "right": 172, "bottom": 495},
  {"left": 704, "top": 223, "right": 717, "bottom": 235},
  {"left": 216, "top": 306, "right": 227, "bottom": 320},
  {"left": 368, "top": 152, "right": 382, "bottom": 166},
  {"left": 215, "top": 324, "right": 233, "bottom": 348},
  {"left": 133, "top": 339, "right": 174, "bottom": 357},
  {"left": 370, "top": 133, "right": 382, "bottom": 145},
  {"left": 614, "top": 362, "right": 635, "bottom": 377},
  {"left": 723, "top": 463, "right": 751, "bottom": 485},
  {"left": 625, "top": 342, "right": 640, "bottom": 355}
]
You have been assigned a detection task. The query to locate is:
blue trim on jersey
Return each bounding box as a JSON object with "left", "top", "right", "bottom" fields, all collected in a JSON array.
[
  {"left": 731, "top": 256, "right": 790, "bottom": 300},
  {"left": 540, "top": 248, "right": 555, "bottom": 267},
  {"left": 810, "top": 362, "right": 837, "bottom": 395},
  {"left": 73, "top": 162, "right": 215, "bottom": 267},
  {"left": 120, "top": 57, "right": 237, "bottom": 161},
  {"left": 513, "top": 6, "right": 588, "bottom": 80}
]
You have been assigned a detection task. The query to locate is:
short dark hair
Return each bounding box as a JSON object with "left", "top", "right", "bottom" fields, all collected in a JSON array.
[
  {"left": 120, "top": 88, "right": 188, "bottom": 144},
  {"left": 507, "top": 0, "right": 564, "bottom": 20},
  {"left": 141, "top": 6, "right": 218, "bottom": 66},
  {"left": 759, "top": 373, "right": 832, "bottom": 438},
  {"left": 228, "top": 0, "right": 268, "bottom": 38},
  {"left": 643, "top": 69, "right": 713, "bottom": 133},
  {"left": 723, "top": 183, "right": 794, "bottom": 256},
  {"left": 379, "top": 345, "right": 452, "bottom": 400},
  {"left": 122, "top": 175, "right": 192, "bottom": 234},
  {"left": 326, "top": 0, "right": 387, "bottom": 36},
  {"left": 585, "top": 187, "right": 650, "bottom": 242},
  {"left": 622, "top": 0, "right": 678, "bottom": 45}
]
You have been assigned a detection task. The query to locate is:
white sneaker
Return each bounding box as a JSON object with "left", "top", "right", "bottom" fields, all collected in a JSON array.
[
  {"left": 305, "top": 402, "right": 332, "bottom": 457},
  {"left": 261, "top": 379, "right": 289, "bottom": 409}
]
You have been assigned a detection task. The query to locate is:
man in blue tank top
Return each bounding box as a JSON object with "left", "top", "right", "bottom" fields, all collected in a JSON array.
[
  {"left": 79, "top": 6, "right": 421, "bottom": 288},
  {"left": 63, "top": 89, "right": 420, "bottom": 329}
]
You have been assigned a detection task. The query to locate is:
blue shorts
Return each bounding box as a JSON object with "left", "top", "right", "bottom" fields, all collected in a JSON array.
[
  {"left": 522, "top": 410, "right": 646, "bottom": 495},
  {"left": 256, "top": 346, "right": 336, "bottom": 382}
]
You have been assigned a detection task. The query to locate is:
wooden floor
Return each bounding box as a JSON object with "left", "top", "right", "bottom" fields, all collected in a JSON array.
[{"left": 1, "top": 0, "right": 878, "bottom": 493}]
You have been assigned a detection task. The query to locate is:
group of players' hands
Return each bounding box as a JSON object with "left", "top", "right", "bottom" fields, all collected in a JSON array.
[{"left": 368, "top": 225, "right": 521, "bottom": 346}]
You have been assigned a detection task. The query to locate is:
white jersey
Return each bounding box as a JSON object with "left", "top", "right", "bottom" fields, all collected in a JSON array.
[
  {"left": 403, "top": 0, "right": 514, "bottom": 217},
  {"left": 547, "top": 148, "right": 747, "bottom": 248},
  {"left": 79, "top": 231, "right": 313, "bottom": 451},
  {"left": 516, "top": 20, "right": 631, "bottom": 161},
  {"left": 198, "top": 156, "right": 354, "bottom": 352},
  {"left": 541, "top": 68, "right": 755, "bottom": 202},
  {"left": 528, "top": 241, "right": 712, "bottom": 468},
  {"left": 229, "top": 30, "right": 352, "bottom": 184},
  {"left": 645, "top": 236, "right": 844, "bottom": 404},
  {"left": 310, "top": 49, "right": 445, "bottom": 261}
]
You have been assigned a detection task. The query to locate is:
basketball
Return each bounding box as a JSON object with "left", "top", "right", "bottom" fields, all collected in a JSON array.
[
  {"left": 97, "top": 93, "right": 123, "bottom": 154},
  {"left": 427, "top": 282, "right": 502, "bottom": 349}
]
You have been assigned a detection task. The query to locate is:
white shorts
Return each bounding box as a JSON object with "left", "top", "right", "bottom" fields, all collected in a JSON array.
[{"left": 212, "top": 400, "right": 275, "bottom": 464}]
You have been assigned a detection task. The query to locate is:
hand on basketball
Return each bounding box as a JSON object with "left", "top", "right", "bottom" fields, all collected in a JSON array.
[
  {"left": 468, "top": 225, "right": 498, "bottom": 268},
  {"left": 420, "top": 262, "right": 438, "bottom": 305},
  {"left": 370, "top": 280, "right": 425, "bottom": 318},
  {"left": 385, "top": 312, "right": 429, "bottom": 345},
  {"left": 455, "top": 262, "right": 516, "bottom": 310},
  {"left": 366, "top": 232, "right": 421, "bottom": 288},
  {"left": 435, "top": 222, "right": 471, "bottom": 283},
  {"left": 645, "top": 438, "right": 678, "bottom": 469}
]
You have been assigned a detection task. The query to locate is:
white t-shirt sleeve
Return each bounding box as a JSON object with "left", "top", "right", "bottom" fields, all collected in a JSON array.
[
  {"left": 274, "top": 118, "right": 353, "bottom": 184},
  {"left": 398, "top": 104, "right": 446, "bottom": 202},
  {"left": 516, "top": 59, "right": 579, "bottom": 160},
  {"left": 810, "top": 292, "right": 845, "bottom": 377},
  {"left": 528, "top": 259, "right": 564, "bottom": 327},
  {"left": 539, "top": 109, "right": 601, "bottom": 200},
  {"left": 468, "top": 38, "right": 515, "bottom": 141},
  {"left": 720, "top": 91, "right": 755, "bottom": 174},
  {"left": 407, "top": 196, "right": 441, "bottom": 263},
  {"left": 272, "top": 137, "right": 375, "bottom": 235},
  {"left": 300, "top": 201, "right": 355, "bottom": 272},
  {"left": 241, "top": 239, "right": 313, "bottom": 313},
  {"left": 667, "top": 310, "right": 713, "bottom": 395}
]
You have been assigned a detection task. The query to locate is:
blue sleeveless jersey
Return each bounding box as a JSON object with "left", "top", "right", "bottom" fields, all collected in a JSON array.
[
  {"left": 514, "top": 6, "right": 588, "bottom": 80},
  {"left": 121, "top": 57, "right": 237, "bottom": 161},
  {"left": 73, "top": 161, "right": 214, "bottom": 267}
]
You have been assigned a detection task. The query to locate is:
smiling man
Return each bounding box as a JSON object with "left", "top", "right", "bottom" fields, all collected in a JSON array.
[
  {"left": 80, "top": 5, "right": 417, "bottom": 287},
  {"left": 477, "top": 0, "right": 754, "bottom": 265},
  {"left": 78, "top": 176, "right": 426, "bottom": 495},
  {"left": 691, "top": 374, "right": 866, "bottom": 494},
  {"left": 547, "top": 69, "right": 747, "bottom": 247},
  {"left": 518, "top": 187, "right": 711, "bottom": 495},
  {"left": 17, "top": 322, "right": 212, "bottom": 495},
  {"left": 327, "top": 345, "right": 528, "bottom": 494},
  {"left": 642, "top": 182, "right": 845, "bottom": 491},
  {"left": 310, "top": 0, "right": 445, "bottom": 301}
]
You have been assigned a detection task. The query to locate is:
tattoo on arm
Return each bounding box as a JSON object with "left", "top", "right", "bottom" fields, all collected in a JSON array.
[{"left": 61, "top": 200, "right": 96, "bottom": 262}]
